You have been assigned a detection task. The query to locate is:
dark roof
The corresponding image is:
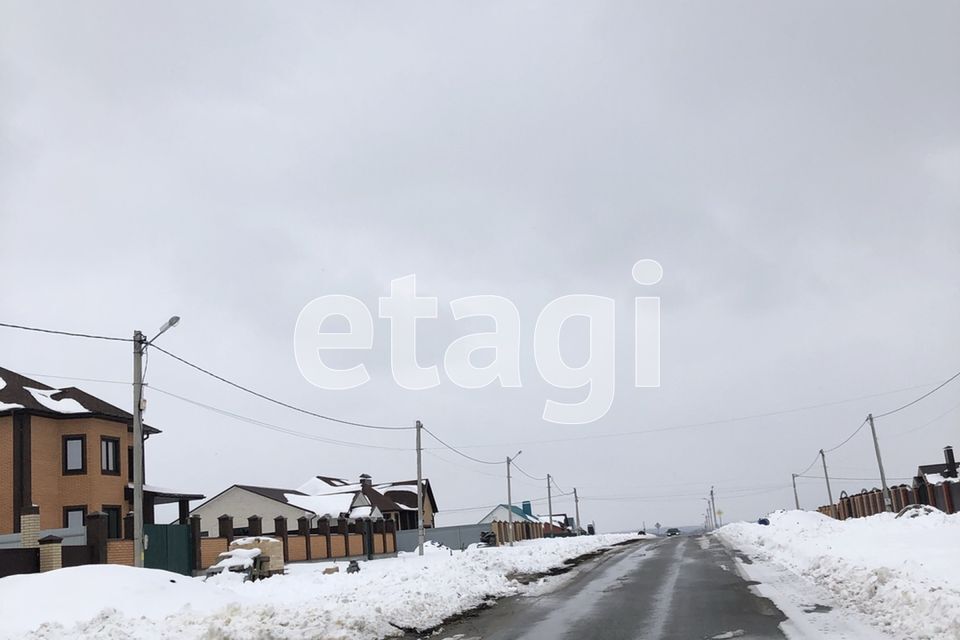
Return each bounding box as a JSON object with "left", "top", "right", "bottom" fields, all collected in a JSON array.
[
  {"left": 382, "top": 479, "right": 439, "bottom": 513},
  {"left": 0, "top": 366, "right": 160, "bottom": 434},
  {"left": 361, "top": 485, "right": 403, "bottom": 513},
  {"left": 235, "top": 484, "right": 306, "bottom": 504},
  {"left": 918, "top": 462, "right": 960, "bottom": 478}
]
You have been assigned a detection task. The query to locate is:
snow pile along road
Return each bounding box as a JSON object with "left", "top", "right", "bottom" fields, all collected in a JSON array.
[
  {"left": 718, "top": 509, "right": 960, "bottom": 640},
  {"left": 0, "top": 533, "right": 638, "bottom": 640}
]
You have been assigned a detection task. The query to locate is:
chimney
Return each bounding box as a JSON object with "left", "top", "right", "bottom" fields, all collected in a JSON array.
[
  {"left": 944, "top": 446, "right": 957, "bottom": 478},
  {"left": 359, "top": 474, "right": 372, "bottom": 488},
  {"left": 522, "top": 500, "right": 532, "bottom": 516}
]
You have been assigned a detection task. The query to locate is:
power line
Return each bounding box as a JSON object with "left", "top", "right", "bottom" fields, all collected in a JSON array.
[
  {"left": 0, "top": 321, "right": 131, "bottom": 343},
  {"left": 823, "top": 417, "right": 869, "bottom": 453},
  {"left": 796, "top": 452, "right": 821, "bottom": 476},
  {"left": 20, "top": 373, "right": 129, "bottom": 386},
  {"left": 511, "top": 461, "right": 547, "bottom": 481},
  {"left": 151, "top": 345, "right": 411, "bottom": 431},
  {"left": 887, "top": 399, "right": 960, "bottom": 439},
  {"left": 874, "top": 368, "right": 960, "bottom": 418},
  {"left": 429, "top": 382, "right": 936, "bottom": 451},
  {"left": 421, "top": 425, "right": 501, "bottom": 465},
  {"left": 150, "top": 387, "right": 411, "bottom": 451}
]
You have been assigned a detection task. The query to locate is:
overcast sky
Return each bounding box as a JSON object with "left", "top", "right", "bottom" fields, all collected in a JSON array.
[{"left": 2, "top": 1, "right": 958, "bottom": 532}]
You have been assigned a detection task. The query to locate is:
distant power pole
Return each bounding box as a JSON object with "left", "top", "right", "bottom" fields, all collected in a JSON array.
[
  {"left": 791, "top": 473, "right": 800, "bottom": 510},
  {"left": 506, "top": 451, "right": 521, "bottom": 547},
  {"left": 867, "top": 414, "right": 892, "bottom": 512},
  {"left": 416, "top": 420, "right": 424, "bottom": 556},
  {"left": 546, "top": 474, "right": 554, "bottom": 538},
  {"left": 710, "top": 486, "right": 718, "bottom": 529},
  {"left": 820, "top": 449, "right": 836, "bottom": 518},
  {"left": 573, "top": 488, "right": 582, "bottom": 535}
]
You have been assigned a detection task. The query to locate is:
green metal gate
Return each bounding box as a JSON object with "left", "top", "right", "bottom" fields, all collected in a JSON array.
[{"left": 144, "top": 524, "right": 193, "bottom": 576}]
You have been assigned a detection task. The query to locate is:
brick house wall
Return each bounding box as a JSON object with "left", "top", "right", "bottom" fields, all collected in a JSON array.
[
  {"left": 0, "top": 417, "right": 13, "bottom": 533},
  {"left": 28, "top": 416, "right": 133, "bottom": 532}
]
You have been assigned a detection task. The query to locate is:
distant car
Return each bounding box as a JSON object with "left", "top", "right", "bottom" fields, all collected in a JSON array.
[
  {"left": 666, "top": 528, "right": 681, "bottom": 537},
  {"left": 638, "top": 530, "right": 646, "bottom": 535}
]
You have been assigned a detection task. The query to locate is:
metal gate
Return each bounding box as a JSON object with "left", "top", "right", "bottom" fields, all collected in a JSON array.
[{"left": 144, "top": 524, "right": 193, "bottom": 576}]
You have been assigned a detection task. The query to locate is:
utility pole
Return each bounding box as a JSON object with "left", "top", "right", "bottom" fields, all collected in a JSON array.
[
  {"left": 132, "top": 316, "right": 179, "bottom": 569},
  {"left": 710, "top": 486, "right": 718, "bottom": 530},
  {"left": 820, "top": 449, "right": 835, "bottom": 518},
  {"left": 132, "top": 331, "right": 146, "bottom": 568},
  {"left": 506, "top": 451, "right": 521, "bottom": 547},
  {"left": 416, "top": 420, "right": 424, "bottom": 556},
  {"left": 546, "top": 473, "right": 554, "bottom": 538},
  {"left": 867, "top": 414, "right": 892, "bottom": 512},
  {"left": 791, "top": 473, "right": 800, "bottom": 510},
  {"left": 573, "top": 488, "right": 581, "bottom": 535}
]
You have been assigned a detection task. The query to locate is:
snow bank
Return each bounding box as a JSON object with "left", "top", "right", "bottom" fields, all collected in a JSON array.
[
  {"left": 717, "top": 509, "right": 960, "bottom": 640},
  {"left": 0, "top": 534, "right": 637, "bottom": 639}
]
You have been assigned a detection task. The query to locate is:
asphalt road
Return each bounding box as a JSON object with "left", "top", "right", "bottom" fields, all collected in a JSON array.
[{"left": 437, "top": 536, "right": 790, "bottom": 640}]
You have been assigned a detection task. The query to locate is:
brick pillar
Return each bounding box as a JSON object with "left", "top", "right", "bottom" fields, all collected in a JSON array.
[
  {"left": 218, "top": 514, "right": 234, "bottom": 543},
  {"left": 86, "top": 512, "right": 108, "bottom": 564},
  {"left": 189, "top": 515, "right": 202, "bottom": 572},
  {"left": 273, "top": 516, "right": 289, "bottom": 563},
  {"left": 39, "top": 535, "right": 62, "bottom": 572},
  {"left": 338, "top": 517, "right": 350, "bottom": 557},
  {"left": 123, "top": 511, "right": 134, "bottom": 540},
  {"left": 20, "top": 505, "right": 40, "bottom": 548},
  {"left": 248, "top": 515, "right": 262, "bottom": 536},
  {"left": 298, "top": 516, "right": 312, "bottom": 561},
  {"left": 317, "top": 517, "right": 332, "bottom": 558}
]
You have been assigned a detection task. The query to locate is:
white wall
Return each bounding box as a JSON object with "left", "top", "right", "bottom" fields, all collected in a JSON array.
[{"left": 190, "top": 487, "right": 313, "bottom": 535}]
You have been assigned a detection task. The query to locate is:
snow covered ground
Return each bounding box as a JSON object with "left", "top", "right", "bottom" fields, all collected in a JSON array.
[
  {"left": 717, "top": 509, "right": 960, "bottom": 640},
  {"left": 0, "top": 533, "right": 637, "bottom": 640}
]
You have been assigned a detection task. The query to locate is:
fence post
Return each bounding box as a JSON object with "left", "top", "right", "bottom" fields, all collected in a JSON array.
[
  {"left": 274, "top": 516, "right": 289, "bottom": 563},
  {"left": 248, "top": 515, "right": 262, "bottom": 537},
  {"left": 20, "top": 505, "right": 40, "bottom": 548},
  {"left": 317, "top": 517, "right": 332, "bottom": 558},
  {"left": 298, "top": 516, "right": 312, "bottom": 561},
  {"left": 38, "top": 534, "right": 62, "bottom": 572},
  {"left": 86, "top": 512, "right": 108, "bottom": 564},
  {"left": 189, "top": 515, "right": 202, "bottom": 572},
  {"left": 218, "top": 514, "right": 234, "bottom": 544}
]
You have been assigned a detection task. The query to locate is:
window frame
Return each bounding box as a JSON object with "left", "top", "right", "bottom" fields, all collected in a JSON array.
[
  {"left": 63, "top": 505, "right": 87, "bottom": 530},
  {"left": 100, "top": 436, "right": 121, "bottom": 476},
  {"left": 62, "top": 434, "right": 87, "bottom": 475}
]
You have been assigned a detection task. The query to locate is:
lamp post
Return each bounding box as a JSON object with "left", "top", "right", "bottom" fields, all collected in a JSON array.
[{"left": 133, "top": 315, "right": 180, "bottom": 568}]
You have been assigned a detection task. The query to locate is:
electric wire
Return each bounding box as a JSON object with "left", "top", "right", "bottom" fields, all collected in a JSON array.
[
  {"left": 823, "top": 417, "right": 870, "bottom": 453},
  {"left": 874, "top": 368, "right": 960, "bottom": 418},
  {"left": 0, "top": 321, "right": 131, "bottom": 342},
  {"left": 511, "top": 461, "right": 547, "bottom": 482},
  {"left": 421, "top": 425, "right": 501, "bottom": 465},
  {"left": 151, "top": 345, "right": 411, "bottom": 431},
  {"left": 151, "top": 387, "right": 411, "bottom": 451}
]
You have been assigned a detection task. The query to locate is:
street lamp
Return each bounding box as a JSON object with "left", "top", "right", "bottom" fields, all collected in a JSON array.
[{"left": 133, "top": 315, "right": 180, "bottom": 568}]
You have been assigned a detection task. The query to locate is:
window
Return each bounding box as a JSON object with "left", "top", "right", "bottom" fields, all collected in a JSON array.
[
  {"left": 62, "top": 435, "right": 86, "bottom": 474},
  {"left": 103, "top": 506, "right": 122, "bottom": 539},
  {"left": 101, "top": 437, "right": 120, "bottom": 475},
  {"left": 63, "top": 506, "right": 87, "bottom": 530},
  {"left": 127, "top": 447, "right": 134, "bottom": 482}
]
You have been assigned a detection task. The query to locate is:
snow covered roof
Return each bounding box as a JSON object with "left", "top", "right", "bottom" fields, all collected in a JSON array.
[
  {"left": 0, "top": 366, "right": 161, "bottom": 433},
  {"left": 478, "top": 504, "right": 541, "bottom": 524},
  {"left": 284, "top": 492, "right": 359, "bottom": 518}
]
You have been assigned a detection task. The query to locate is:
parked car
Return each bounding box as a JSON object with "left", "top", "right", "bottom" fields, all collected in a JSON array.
[{"left": 666, "top": 527, "right": 681, "bottom": 537}]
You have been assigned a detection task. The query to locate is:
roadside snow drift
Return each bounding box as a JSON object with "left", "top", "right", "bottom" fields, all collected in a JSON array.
[
  {"left": 0, "top": 534, "right": 637, "bottom": 640},
  {"left": 718, "top": 509, "right": 960, "bottom": 640}
]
